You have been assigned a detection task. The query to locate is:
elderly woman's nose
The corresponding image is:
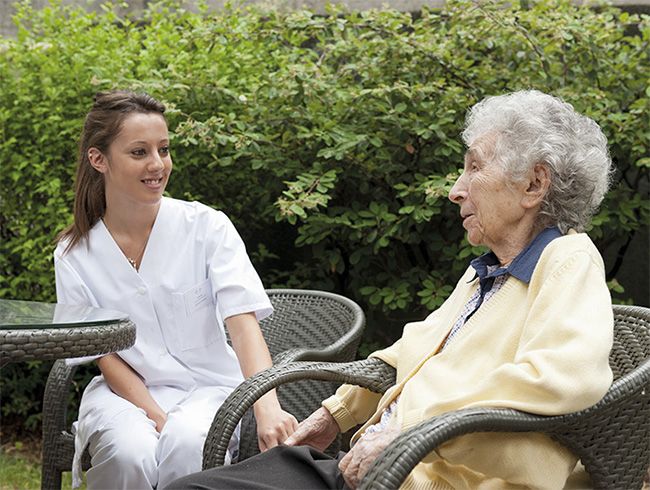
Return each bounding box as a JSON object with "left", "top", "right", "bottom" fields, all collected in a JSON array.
[{"left": 448, "top": 174, "right": 467, "bottom": 203}]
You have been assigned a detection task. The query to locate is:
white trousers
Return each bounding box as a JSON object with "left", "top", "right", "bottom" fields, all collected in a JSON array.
[{"left": 84, "top": 386, "right": 237, "bottom": 490}]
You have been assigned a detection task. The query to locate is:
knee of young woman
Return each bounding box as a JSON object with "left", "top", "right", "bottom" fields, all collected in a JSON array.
[
  {"left": 158, "top": 419, "right": 207, "bottom": 456},
  {"left": 89, "top": 417, "right": 159, "bottom": 469}
]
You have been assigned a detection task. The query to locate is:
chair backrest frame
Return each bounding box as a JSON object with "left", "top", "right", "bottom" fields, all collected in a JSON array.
[
  {"left": 234, "top": 289, "right": 366, "bottom": 460},
  {"left": 553, "top": 304, "right": 650, "bottom": 489}
]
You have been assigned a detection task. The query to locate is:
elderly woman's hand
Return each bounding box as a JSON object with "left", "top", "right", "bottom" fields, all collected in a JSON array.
[
  {"left": 338, "top": 425, "right": 400, "bottom": 489},
  {"left": 284, "top": 407, "right": 340, "bottom": 451}
]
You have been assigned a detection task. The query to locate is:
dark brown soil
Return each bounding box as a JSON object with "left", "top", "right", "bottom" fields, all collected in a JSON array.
[{"left": 0, "top": 423, "right": 42, "bottom": 463}]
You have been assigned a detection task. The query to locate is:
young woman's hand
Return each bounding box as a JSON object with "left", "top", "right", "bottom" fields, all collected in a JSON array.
[
  {"left": 253, "top": 394, "right": 298, "bottom": 451},
  {"left": 97, "top": 353, "right": 168, "bottom": 433},
  {"left": 225, "top": 312, "right": 304, "bottom": 450},
  {"left": 284, "top": 407, "right": 340, "bottom": 452},
  {"left": 148, "top": 408, "right": 168, "bottom": 433}
]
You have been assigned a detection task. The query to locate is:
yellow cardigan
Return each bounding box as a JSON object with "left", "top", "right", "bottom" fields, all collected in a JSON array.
[{"left": 323, "top": 232, "right": 613, "bottom": 489}]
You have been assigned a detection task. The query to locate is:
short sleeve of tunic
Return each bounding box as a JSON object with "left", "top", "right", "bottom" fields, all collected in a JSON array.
[
  {"left": 54, "top": 241, "right": 104, "bottom": 365},
  {"left": 205, "top": 208, "right": 273, "bottom": 323}
]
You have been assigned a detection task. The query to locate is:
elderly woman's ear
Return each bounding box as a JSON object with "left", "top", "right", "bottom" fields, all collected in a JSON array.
[{"left": 521, "top": 162, "right": 551, "bottom": 209}]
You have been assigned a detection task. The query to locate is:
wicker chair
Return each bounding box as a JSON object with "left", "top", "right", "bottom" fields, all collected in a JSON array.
[
  {"left": 41, "top": 289, "right": 365, "bottom": 490},
  {"left": 202, "top": 304, "right": 650, "bottom": 490}
]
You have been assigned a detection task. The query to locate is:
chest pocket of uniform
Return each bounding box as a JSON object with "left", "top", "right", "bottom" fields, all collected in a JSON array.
[{"left": 172, "top": 279, "right": 221, "bottom": 351}]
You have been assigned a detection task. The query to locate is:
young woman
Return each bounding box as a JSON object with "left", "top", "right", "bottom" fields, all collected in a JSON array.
[{"left": 55, "top": 90, "right": 297, "bottom": 489}]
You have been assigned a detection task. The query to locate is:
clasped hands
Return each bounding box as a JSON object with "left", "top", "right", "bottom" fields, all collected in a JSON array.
[{"left": 284, "top": 407, "right": 400, "bottom": 489}]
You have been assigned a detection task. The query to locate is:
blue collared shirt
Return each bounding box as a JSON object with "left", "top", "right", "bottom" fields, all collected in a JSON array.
[
  {"left": 470, "top": 226, "right": 563, "bottom": 301},
  {"left": 442, "top": 226, "right": 563, "bottom": 349}
]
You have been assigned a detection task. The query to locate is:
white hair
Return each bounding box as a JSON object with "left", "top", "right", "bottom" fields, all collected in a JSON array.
[{"left": 462, "top": 90, "right": 614, "bottom": 233}]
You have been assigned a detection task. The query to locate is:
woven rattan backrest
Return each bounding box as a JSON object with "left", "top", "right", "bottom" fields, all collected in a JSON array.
[
  {"left": 553, "top": 304, "right": 650, "bottom": 489},
  {"left": 609, "top": 304, "right": 650, "bottom": 379},
  {"left": 236, "top": 289, "right": 365, "bottom": 461},
  {"left": 260, "top": 290, "right": 363, "bottom": 362}
]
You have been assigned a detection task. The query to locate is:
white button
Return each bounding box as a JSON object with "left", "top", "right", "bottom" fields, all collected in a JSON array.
[{"left": 137, "top": 287, "right": 146, "bottom": 295}]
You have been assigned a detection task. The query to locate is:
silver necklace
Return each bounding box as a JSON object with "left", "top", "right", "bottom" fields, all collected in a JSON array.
[
  {"left": 126, "top": 238, "right": 148, "bottom": 271},
  {"left": 102, "top": 218, "right": 149, "bottom": 271}
]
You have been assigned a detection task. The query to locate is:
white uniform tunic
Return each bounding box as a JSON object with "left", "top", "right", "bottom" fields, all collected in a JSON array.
[{"left": 54, "top": 197, "right": 273, "bottom": 489}]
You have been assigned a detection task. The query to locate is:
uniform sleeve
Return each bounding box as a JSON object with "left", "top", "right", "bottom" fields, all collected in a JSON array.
[
  {"left": 208, "top": 212, "right": 273, "bottom": 322},
  {"left": 54, "top": 249, "right": 103, "bottom": 366}
]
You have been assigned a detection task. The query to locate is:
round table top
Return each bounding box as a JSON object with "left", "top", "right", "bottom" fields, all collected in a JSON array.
[
  {"left": 0, "top": 299, "right": 135, "bottom": 365},
  {"left": 0, "top": 299, "right": 129, "bottom": 329}
]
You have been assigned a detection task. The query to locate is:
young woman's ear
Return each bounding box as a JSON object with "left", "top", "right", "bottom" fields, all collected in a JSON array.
[
  {"left": 522, "top": 162, "right": 551, "bottom": 209},
  {"left": 88, "top": 148, "right": 108, "bottom": 173}
]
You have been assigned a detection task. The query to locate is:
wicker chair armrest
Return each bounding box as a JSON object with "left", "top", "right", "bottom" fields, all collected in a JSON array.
[
  {"left": 297, "top": 331, "right": 365, "bottom": 362},
  {"left": 272, "top": 345, "right": 361, "bottom": 365},
  {"left": 360, "top": 357, "right": 650, "bottom": 490},
  {"left": 202, "top": 357, "right": 396, "bottom": 470},
  {"left": 358, "top": 406, "right": 559, "bottom": 490},
  {"left": 271, "top": 347, "right": 335, "bottom": 365},
  {"left": 271, "top": 348, "right": 307, "bottom": 365}
]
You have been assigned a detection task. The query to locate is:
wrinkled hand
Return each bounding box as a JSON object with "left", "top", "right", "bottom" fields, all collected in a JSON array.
[
  {"left": 255, "top": 408, "right": 299, "bottom": 451},
  {"left": 338, "top": 426, "right": 400, "bottom": 489},
  {"left": 284, "top": 407, "right": 340, "bottom": 452}
]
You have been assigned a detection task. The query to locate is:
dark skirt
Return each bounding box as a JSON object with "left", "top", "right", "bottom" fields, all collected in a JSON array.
[{"left": 164, "top": 445, "right": 348, "bottom": 490}]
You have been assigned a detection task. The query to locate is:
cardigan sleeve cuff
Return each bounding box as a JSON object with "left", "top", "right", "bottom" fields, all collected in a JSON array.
[{"left": 322, "top": 393, "right": 360, "bottom": 433}]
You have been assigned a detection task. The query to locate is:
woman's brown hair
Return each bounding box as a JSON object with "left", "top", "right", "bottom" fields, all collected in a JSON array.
[{"left": 57, "top": 90, "right": 166, "bottom": 253}]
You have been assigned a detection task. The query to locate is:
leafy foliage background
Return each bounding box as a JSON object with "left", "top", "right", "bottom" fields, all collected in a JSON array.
[{"left": 1, "top": 0, "right": 648, "bottom": 429}]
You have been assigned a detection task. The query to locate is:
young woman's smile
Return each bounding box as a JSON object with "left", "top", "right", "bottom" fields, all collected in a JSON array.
[{"left": 99, "top": 112, "right": 172, "bottom": 207}]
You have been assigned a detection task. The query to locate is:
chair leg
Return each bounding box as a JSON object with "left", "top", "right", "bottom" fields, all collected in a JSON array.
[
  {"left": 41, "top": 360, "right": 77, "bottom": 490},
  {"left": 40, "top": 462, "right": 63, "bottom": 490}
]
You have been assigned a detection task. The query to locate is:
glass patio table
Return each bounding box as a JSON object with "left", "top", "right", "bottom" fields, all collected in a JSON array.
[{"left": 0, "top": 299, "right": 135, "bottom": 367}]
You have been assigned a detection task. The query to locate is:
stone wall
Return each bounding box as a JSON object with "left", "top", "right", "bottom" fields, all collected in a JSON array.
[{"left": 2, "top": 0, "right": 649, "bottom": 37}]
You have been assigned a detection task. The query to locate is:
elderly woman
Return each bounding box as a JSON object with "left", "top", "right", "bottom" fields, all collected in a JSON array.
[{"left": 167, "top": 90, "right": 614, "bottom": 490}]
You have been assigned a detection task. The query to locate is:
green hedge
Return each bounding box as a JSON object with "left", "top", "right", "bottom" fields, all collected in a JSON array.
[{"left": 1, "top": 0, "right": 648, "bottom": 429}]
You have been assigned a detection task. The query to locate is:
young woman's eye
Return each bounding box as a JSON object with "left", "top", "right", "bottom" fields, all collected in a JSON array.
[
  {"left": 159, "top": 146, "right": 170, "bottom": 156},
  {"left": 131, "top": 149, "right": 146, "bottom": 157}
]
